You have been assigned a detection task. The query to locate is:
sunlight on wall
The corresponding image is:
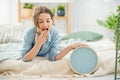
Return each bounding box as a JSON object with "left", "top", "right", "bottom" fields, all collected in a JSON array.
[
  {"left": 0, "top": 0, "right": 10, "bottom": 24},
  {"left": 77, "top": 0, "right": 118, "bottom": 40}
]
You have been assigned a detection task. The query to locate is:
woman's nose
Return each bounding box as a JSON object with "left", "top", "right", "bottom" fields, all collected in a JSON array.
[{"left": 43, "top": 22, "right": 48, "bottom": 28}]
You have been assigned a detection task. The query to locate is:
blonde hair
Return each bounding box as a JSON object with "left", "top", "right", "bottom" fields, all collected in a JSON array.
[{"left": 33, "top": 6, "right": 54, "bottom": 28}]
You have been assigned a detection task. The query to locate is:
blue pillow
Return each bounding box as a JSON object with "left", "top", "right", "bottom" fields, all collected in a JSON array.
[{"left": 62, "top": 31, "right": 103, "bottom": 42}]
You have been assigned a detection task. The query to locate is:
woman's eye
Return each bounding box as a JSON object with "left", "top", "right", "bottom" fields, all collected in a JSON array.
[
  {"left": 38, "top": 21, "right": 43, "bottom": 23},
  {"left": 38, "top": 21, "right": 50, "bottom": 23},
  {"left": 47, "top": 21, "right": 50, "bottom": 23}
]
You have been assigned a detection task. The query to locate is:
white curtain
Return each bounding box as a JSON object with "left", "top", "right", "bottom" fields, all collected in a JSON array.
[
  {"left": 70, "top": 0, "right": 80, "bottom": 32},
  {"left": 0, "top": 0, "right": 10, "bottom": 24}
]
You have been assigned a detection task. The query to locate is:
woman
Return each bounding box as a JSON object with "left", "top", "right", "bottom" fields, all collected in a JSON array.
[{"left": 21, "top": 6, "right": 86, "bottom": 62}]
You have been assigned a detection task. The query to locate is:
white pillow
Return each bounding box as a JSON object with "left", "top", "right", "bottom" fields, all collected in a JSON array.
[{"left": 0, "top": 24, "right": 24, "bottom": 43}]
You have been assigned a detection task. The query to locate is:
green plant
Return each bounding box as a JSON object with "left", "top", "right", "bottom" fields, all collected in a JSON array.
[
  {"left": 97, "top": 13, "right": 117, "bottom": 30},
  {"left": 115, "top": 6, "right": 120, "bottom": 64},
  {"left": 51, "top": 8, "right": 55, "bottom": 16},
  {"left": 57, "top": 4, "right": 65, "bottom": 10},
  {"left": 23, "top": 3, "right": 34, "bottom": 9},
  {"left": 114, "top": 10, "right": 120, "bottom": 63},
  {"left": 97, "top": 5, "right": 120, "bottom": 63},
  {"left": 97, "top": 5, "right": 120, "bottom": 30}
]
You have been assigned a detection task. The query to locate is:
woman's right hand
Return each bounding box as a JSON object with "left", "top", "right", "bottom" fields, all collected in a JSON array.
[{"left": 35, "top": 30, "right": 48, "bottom": 46}]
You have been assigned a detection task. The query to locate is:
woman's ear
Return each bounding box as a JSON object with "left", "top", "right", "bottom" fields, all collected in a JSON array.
[
  {"left": 36, "top": 28, "right": 40, "bottom": 35},
  {"left": 37, "top": 27, "right": 43, "bottom": 33},
  {"left": 52, "top": 20, "right": 55, "bottom": 26},
  {"left": 37, "top": 27, "right": 39, "bottom": 32}
]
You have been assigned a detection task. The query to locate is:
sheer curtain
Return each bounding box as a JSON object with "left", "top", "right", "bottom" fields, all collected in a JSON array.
[
  {"left": 0, "top": 0, "right": 10, "bottom": 24},
  {"left": 70, "top": 0, "right": 80, "bottom": 32}
]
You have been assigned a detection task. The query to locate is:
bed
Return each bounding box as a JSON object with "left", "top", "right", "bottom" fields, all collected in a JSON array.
[{"left": 0, "top": 27, "right": 120, "bottom": 80}]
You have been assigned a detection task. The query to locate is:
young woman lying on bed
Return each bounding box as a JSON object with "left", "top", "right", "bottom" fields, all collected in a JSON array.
[{"left": 21, "top": 6, "right": 87, "bottom": 62}]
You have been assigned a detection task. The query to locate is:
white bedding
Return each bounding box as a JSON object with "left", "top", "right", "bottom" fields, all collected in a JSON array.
[
  {"left": 0, "top": 38, "right": 120, "bottom": 78},
  {"left": 0, "top": 24, "right": 24, "bottom": 43}
]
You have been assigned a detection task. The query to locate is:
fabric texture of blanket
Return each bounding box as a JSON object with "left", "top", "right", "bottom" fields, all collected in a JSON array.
[{"left": 0, "top": 38, "right": 120, "bottom": 78}]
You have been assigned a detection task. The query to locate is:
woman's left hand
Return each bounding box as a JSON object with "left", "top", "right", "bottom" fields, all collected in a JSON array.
[{"left": 70, "top": 43, "right": 88, "bottom": 49}]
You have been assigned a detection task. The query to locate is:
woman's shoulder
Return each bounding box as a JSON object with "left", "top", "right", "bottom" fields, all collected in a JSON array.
[
  {"left": 50, "top": 27, "right": 59, "bottom": 34},
  {"left": 24, "top": 26, "right": 37, "bottom": 34},
  {"left": 50, "top": 27, "right": 60, "bottom": 39},
  {"left": 23, "top": 26, "right": 37, "bottom": 40}
]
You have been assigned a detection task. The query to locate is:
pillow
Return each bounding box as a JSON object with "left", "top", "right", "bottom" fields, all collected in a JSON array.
[
  {"left": 70, "top": 47, "right": 98, "bottom": 74},
  {"left": 0, "top": 24, "right": 24, "bottom": 43},
  {"left": 62, "top": 31, "right": 103, "bottom": 42}
]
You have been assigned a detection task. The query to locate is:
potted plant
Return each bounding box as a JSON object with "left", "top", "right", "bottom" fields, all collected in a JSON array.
[
  {"left": 51, "top": 8, "right": 55, "bottom": 16},
  {"left": 57, "top": 4, "right": 65, "bottom": 16},
  {"left": 23, "top": 3, "right": 34, "bottom": 17}
]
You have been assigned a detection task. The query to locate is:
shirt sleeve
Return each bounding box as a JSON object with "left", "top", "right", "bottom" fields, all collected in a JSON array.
[
  {"left": 48, "top": 32, "right": 60, "bottom": 61},
  {"left": 21, "top": 27, "right": 35, "bottom": 62}
]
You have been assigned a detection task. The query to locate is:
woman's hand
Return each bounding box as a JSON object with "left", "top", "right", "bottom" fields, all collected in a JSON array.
[
  {"left": 35, "top": 30, "right": 49, "bottom": 46},
  {"left": 23, "top": 30, "right": 49, "bottom": 61},
  {"left": 70, "top": 43, "right": 88, "bottom": 49},
  {"left": 55, "top": 42, "right": 88, "bottom": 60}
]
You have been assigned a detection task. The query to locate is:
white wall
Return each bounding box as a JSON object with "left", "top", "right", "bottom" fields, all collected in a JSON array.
[
  {"left": 0, "top": 0, "right": 10, "bottom": 24},
  {"left": 73, "top": 0, "right": 118, "bottom": 40},
  {"left": 78, "top": 0, "right": 117, "bottom": 30},
  {"left": 0, "top": 0, "right": 118, "bottom": 40},
  {"left": 10, "top": 0, "right": 18, "bottom": 24},
  {"left": 0, "top": 0, "right": 18, "bottom": 24}
]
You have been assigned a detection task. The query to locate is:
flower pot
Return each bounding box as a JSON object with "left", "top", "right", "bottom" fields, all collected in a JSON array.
[
  {"left": 23, "top": 9, "right": 33, "bottom": 17},
  {"left": 57, "top": 10, "right": 65, "bottom": 16}
]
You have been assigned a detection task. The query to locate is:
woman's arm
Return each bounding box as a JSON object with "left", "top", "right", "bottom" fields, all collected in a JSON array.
[
  {"left": 24, "top": 30, "right": 48, "bottom": 61},
  {"left": 55, "top": 43, "right": 87, "bottom": 61},
  {"left": 23, "top": 42, "right": 42, "bottom": 61}
]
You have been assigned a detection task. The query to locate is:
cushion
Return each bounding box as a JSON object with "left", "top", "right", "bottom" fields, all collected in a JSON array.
[
  {"left": 0, "top": 24, "right": 24, "bottom": 43},
  {"left": 62, "top": 31, "right": 103, "bottom": 42}
]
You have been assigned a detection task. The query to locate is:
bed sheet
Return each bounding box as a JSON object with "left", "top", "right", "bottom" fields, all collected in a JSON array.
[
  {"left": 0, "top": 37, "right": 112, "bottom": 61},
  {"left": 0, "top": 42, "right": 22, "bottom": 61}
]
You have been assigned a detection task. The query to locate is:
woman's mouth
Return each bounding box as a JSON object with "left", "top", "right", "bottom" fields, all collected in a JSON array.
[{"left": 42, "top": 28, "right": 48, "bottom": 31}]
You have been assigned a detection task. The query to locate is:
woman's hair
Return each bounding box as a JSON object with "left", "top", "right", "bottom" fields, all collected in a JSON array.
[{"left": 33, "top": 6, "right": 54, "bottom": 28}]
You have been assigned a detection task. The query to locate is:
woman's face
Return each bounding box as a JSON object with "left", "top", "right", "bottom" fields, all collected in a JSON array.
[{"left": 37, "top": 13, "right": 53, "bottom": 33}]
